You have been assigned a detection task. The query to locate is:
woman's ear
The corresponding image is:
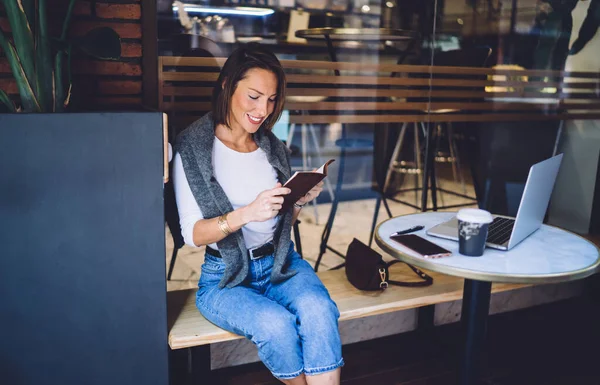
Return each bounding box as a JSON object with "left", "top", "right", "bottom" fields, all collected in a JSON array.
[{"left": 221, "top": 77, "right": 227, "bottom": 90}]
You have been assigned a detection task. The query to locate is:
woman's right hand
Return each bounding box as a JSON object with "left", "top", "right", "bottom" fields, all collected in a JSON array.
[{"left": 244, "top": 183, "right": 291, "bottom": 223}]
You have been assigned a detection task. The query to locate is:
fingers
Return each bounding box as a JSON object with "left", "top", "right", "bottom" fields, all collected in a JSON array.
[
  {"left": 266, "top": 187, "right": 291, "bottom": 197},
  {"left": 261, "top": 195, "right": 283, "bottom": 212},
  {"left": 263, "top": 195, "right": 284, "bottom": 205},
  {"left": 309, "top": 181, "right": 324, "bottom": 193}
]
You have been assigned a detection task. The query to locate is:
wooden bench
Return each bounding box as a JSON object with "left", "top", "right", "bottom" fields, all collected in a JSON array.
[
  {"left": 167, "top": 263, "right": 526, "bottom": 381},
  {"left": 159, "top": 56, "right": 596, "bottom": 381},
  {"left": 158, "top": 56, "right": 600, "bottom": 131}
]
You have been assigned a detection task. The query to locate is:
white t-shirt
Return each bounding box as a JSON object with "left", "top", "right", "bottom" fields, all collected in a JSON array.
[{"left": 173, "top": 137, "right": 279, "bottom": 249}]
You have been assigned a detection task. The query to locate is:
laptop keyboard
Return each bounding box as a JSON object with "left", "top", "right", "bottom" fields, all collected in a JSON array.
[{"left": 486, "top": 217, "right": 515, "bottom": 246}]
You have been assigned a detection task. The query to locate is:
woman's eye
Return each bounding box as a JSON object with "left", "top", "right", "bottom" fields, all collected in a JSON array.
[
  {"left": 249, "top": 95, "right": 259, "bottom": 100},
  {"left": 268, "top": 99, "right": 276, "bottom": 103}
]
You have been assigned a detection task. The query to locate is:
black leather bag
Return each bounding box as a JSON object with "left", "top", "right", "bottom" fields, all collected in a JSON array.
[{"left": 344, "top": 238, "right": 433, "bottom": 291}]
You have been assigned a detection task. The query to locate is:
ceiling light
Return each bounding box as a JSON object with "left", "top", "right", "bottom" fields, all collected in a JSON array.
[{"left": 173, "top": 4, "right": 275, "bottom": 17}]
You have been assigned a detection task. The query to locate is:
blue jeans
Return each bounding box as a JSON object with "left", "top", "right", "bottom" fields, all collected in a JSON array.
[{"left": 196, "top": 242, "right": 344, "bottom": 379}]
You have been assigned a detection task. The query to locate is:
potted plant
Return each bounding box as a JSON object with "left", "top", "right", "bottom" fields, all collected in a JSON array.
[{"left": 0, "top": 0, "right": 121, "bottom": 112}]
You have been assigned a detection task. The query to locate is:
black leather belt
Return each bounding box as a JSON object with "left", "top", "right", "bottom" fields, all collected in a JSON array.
[{"left": 206, "top": 242, "right": 275, "bottom": 261}]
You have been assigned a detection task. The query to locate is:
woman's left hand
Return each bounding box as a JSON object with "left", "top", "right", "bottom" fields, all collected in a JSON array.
[{"left": 295, "top": 181, "right": 324, "bottom": 207}]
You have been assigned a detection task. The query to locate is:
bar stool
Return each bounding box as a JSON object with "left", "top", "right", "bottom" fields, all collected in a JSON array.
[
  {"left": 295, "top": 28, "right": 418, "bottom": 272},
  {"left": 382, "top": 46, "right": 492, "bottom": 212},
  {"left": 383, "top": 121, "right": 427, "bottom": 206}
]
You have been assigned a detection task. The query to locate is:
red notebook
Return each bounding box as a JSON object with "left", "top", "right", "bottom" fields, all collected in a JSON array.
[{"left": 281, "top": 159, "right": 335, "bottom": 212}]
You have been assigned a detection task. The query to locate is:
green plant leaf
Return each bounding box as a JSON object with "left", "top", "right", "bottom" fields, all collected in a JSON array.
[
  {"left": 21, "top": 0, "right": 35, "bottom": 33},
  {"left": 76, "top": 27, "right": 122, "bottom": 60},
  {"left": 1, "top": 0, "right": 37, "bottom": 97},
  {"left": 60, "top": 0, "right": 77, "bottom": 40},
  {"left": 54, "top": 51, "right": 65, "bottom": 112},
  {"left": 0, "top": 26, "right": 40, "bottom": 112},
  {"left": 0, "top": 88, "right": 16, "bottom": 112},
  {"left": 54, "top": 44, "right": 73, "bottom": 112},
  {"left": 36, "top": 0, "right": 54, "bottom": 112}
]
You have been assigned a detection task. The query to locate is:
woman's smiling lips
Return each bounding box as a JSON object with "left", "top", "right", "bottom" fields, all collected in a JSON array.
[{"left": 247, "top": 113, "right": 264, "bottom": 125}]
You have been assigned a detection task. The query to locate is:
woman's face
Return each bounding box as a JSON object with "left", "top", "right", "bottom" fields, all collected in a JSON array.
[{"left": 228, "top": 68, "right": 278, "bottom": 135}]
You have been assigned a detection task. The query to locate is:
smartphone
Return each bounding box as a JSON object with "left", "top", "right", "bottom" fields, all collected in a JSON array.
[{"left": 390, "top": 234, "right": 452, "bottom": 259}]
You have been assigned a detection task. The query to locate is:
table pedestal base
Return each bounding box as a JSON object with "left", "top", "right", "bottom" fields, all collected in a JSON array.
[{"left": 460, "top": 279, "right": 492, "bottom": 385}]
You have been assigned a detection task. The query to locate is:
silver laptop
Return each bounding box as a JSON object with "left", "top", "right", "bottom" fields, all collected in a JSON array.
[{"left": 427, "top": 153, "right": 563, "bottom": 250}]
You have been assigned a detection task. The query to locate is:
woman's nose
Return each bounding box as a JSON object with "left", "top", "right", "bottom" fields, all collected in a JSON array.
[{"left": 256, "top": 99, "right": 268, "bottom": 115}]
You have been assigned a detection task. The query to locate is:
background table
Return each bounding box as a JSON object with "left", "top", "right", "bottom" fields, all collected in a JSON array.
[{"left": 375, "top": 212, "right": 600, "bottom": 385}]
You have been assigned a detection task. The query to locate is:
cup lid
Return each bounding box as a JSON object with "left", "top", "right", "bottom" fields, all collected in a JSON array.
[{"left": 456, "top": 208, "right": 494, "bottom": 224}]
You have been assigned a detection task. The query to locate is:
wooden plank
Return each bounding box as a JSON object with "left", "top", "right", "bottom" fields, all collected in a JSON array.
[
  {"left": 169, "top": 112, "right": 600, "bottom": 126},
  {"left": 162, "top": 72, "right": 218, "bottom": 82},
  {"left": 278, "top": 59, "right": 600, "bottom": 79},
  {"left": 161, "top": 71, "right": 599, "bottom": 89},
  {"left": 161, "top": 56, "right": 227, "bottom": 67},
  {"left": 162, "top": 101, "right": 600, "bottom": 113},
  {"left": 289, "top": 112, "right": 600, "bottom": 124},
  {"left": 159, "top": 56, "right": 600, "bottom": 79},
  {"left": 161, "top": 85, "right": 598, "bottom": 100},
  {"left": 287, "top": 75, "right": 599, "bottom": 89},
  {"left": 284, "top": 101, "right": 600, "bottom": 112},
  {"left": 167, "top": 267, "right": 527, "bottom": 349}
]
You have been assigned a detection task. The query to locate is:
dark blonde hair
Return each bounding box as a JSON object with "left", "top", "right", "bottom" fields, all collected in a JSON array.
[{"left": 212, "top": 43, "right": 286, "bottom": 131}]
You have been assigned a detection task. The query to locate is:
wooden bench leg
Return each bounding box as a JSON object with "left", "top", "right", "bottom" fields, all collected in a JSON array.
[
  {"left": 169, "top": 346, "right": 212, "bottom": 385},
  {"left": 417, "top": 305, "right": 435, "bottom": 330},
  {"left": 169, "top": 348, "right": 188, "bottom": 385},
  {"left": 190, "top": 345, "right": 213, "bottom": 385}
]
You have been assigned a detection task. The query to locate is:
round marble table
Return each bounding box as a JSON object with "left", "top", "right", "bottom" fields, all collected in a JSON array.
[{"left": 375, "top": 212, "right": 599, "bottom": 385}]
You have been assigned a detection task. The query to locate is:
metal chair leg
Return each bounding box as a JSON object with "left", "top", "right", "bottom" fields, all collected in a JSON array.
[
  {"left": 369, "top": 195, "right": 382, "bottom": 248},
  {"left": 448, "top": 123, "right": 467, "bottom": 195},
  {"left": 308, "top": 123, "right": 335, "bottom": 202},
  {"left": 314, "top": 124, "right": 348, "bottom": 272},
  {"left": 293, "top": 221, "right": 303, "bottom": 259},
  {"left": 383, "top": 122, "right": 408, "bottom": 192}
]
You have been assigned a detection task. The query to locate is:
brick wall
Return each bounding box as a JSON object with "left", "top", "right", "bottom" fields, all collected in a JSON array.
[{"left": 0, "top": 0, "right": 148, "bottom": 111}]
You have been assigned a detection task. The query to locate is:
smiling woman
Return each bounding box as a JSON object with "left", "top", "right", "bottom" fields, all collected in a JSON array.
[
  {"left": 172, "top": 44, "right": 342, "bottom": 385},
  {"left": 212, "top": 44, "right": 287, "bottom": 139}
]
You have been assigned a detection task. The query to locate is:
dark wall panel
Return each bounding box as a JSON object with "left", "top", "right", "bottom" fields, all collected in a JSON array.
[{"left": 0, "top": 113, "right": 167, "bottom": 385}]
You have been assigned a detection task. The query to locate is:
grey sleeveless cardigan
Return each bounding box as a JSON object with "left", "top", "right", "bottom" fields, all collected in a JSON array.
[{"left": 175, "top": 112, "right": 297, "bottom": 288}]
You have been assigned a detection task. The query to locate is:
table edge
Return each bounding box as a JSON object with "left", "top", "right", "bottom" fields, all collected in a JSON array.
[{"left": 374, "top": 213, "right": 600, "bottom": 284}]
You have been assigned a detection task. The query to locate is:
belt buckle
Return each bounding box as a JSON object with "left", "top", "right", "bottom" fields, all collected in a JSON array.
[{"left": 249, "top": 246, "right": 261, "bottom": 261}]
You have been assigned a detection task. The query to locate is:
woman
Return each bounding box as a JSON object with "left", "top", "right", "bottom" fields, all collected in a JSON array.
[{"left": 173, "top": 44, "right": 343, "bottom": 384}]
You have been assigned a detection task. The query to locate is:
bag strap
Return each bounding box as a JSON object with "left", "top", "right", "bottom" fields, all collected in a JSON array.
[{"left": 385, "top": 260, "right": 433, "bottom": 287}]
